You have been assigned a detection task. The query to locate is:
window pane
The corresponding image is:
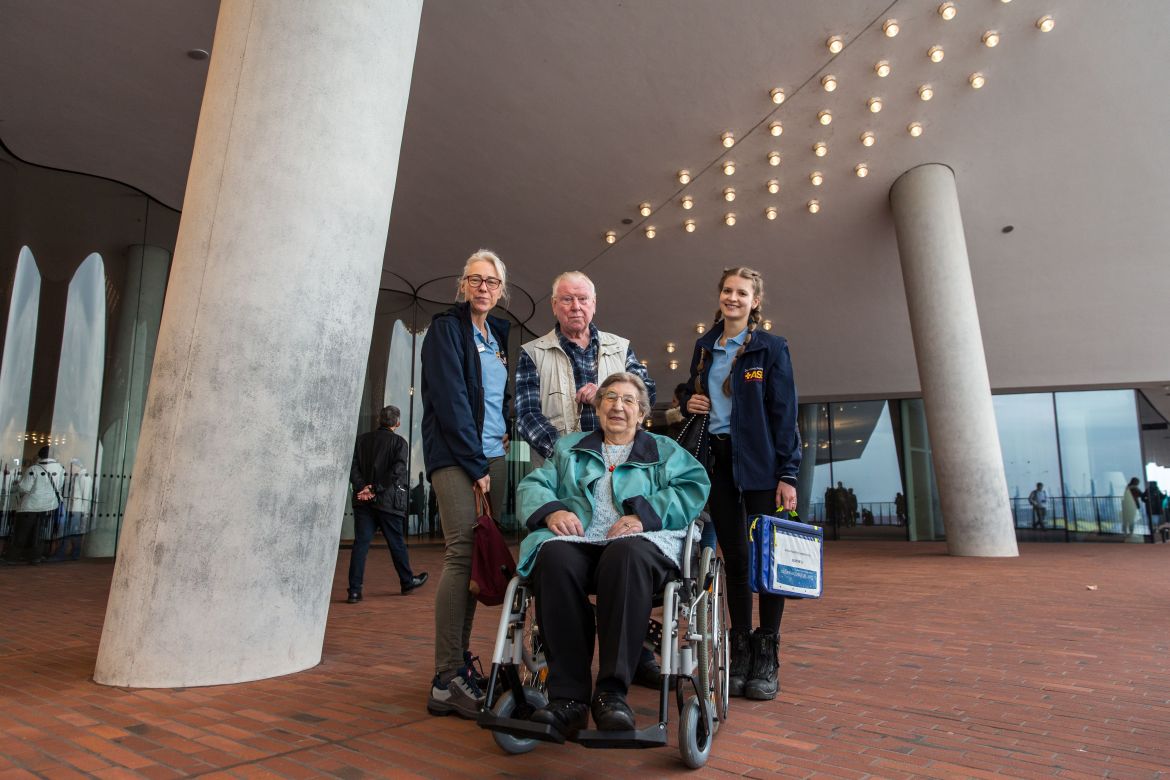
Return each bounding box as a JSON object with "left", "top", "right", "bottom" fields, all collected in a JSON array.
[
  {"left": 827, "top": 401, "right": 905, "bottom": 538},
  {"left": 992, "top": 393, "right": 1060, "bottom": 531}
]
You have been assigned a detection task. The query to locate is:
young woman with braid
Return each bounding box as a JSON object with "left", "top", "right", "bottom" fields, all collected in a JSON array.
[{"left": 683, "top": 267, "right": 800, "bottom": 700}]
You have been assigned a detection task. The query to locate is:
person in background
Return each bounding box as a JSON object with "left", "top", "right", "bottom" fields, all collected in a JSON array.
[
  {"left": 50, "top": 458, "right": 91, "bottom": 561},
  {"left": 1120, "top": 476, "right": 1145, "bottom": 537},
  {"left": 421, "top": 249, "right": 510, "bottom": 720},
  {"left": 6, "top": 446, "right": 65, "bottom": 565},
  {"left": 1028, "top": 482, "right": 1048, "bottom": 529}
]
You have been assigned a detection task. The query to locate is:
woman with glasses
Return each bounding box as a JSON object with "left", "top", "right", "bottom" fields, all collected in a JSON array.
[
  {"left": 683, "top": 267, "right": 800, "bottom": 701},
  {"left": 421, "top": 249, "right": 511, "bottom": 720},
  {"left": 513, "top": 372, "right": 709, "bottom": 737}
]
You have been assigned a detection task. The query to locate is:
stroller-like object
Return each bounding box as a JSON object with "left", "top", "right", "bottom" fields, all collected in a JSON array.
[{"left": 477, "top": 516, "right": 730, "bottom": 769}]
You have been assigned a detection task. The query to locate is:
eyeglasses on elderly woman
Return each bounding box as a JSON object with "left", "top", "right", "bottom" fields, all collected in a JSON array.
[{"left": 600, "top": 391, "right": 639, "bottom": 408}]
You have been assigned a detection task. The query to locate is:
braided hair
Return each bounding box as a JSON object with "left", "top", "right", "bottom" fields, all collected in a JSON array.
[{"left": 701, "top": 267, "right": 764, "bottom": 396}]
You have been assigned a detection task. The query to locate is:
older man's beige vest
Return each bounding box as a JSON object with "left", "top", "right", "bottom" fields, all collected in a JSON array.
[{"left": 522, "top": 329, "right": 630, "bottom": 438}]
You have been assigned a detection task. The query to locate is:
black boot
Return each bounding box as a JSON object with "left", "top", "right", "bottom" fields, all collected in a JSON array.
[
  {"left": 728, "top": 627, "right": 752, "bottom": 697},
  {"left": 745, "top": 628, "right": 779, "bottom": 700}
]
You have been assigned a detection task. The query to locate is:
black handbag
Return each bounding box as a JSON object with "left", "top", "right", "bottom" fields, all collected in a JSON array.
[{"left": 675, "top": 411, "right": 712, "bottom": 470}]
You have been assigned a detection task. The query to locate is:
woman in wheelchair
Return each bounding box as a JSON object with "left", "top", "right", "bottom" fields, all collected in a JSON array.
[{"left": 514, "top": 372, "right": 710, "bottom": 738}]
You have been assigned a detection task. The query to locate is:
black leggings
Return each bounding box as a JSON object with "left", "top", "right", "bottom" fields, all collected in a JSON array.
[{"left": 708, "top": 436, "right": 785, "bottom": 634}]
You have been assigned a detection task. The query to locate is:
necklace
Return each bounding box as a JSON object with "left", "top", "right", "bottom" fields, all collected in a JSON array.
[{"left": 602, "top": 442, "right": 628, "bottom": 473}]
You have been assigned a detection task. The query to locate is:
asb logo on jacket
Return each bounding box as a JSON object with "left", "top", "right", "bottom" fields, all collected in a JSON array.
[{"left": 743, "top": 367, "right": 764, "bottom": 382}]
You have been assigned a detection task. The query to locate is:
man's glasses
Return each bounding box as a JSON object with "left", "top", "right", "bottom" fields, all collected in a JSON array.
[
  {"left": 554, "top": 295, "right": 594, "bottom": 307},
  {"left": 601, "top": 391, "right": 639, "bottom": 408},
  {"left": 464, "top": 274, "right": 502, "bottom": 290}
]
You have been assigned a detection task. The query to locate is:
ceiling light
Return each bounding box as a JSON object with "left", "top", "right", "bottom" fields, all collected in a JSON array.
[
  {"left": 765, "top": 206, "right": 778, "bottom": 220},
  {"left": 983, "top": 30, "right": 1000, "bottom": 47},
  {"left": 918, "top": 84, "right": 934, "bottom": 101},
  {"left": 928, "top": 45, "right": 944, "bottom": 63},
  {"left": 638, "top": 202, "right": 652, "bottom": 217},
  {"left": 724, "top": 213, "right": 737, "bottom": 226},
  {"left": 860, "top": 131, "right": 876, "bottom": 147},
  {"left": 768, "top": 151, "right": 781, "bottom": 166},
  {"left": 695, "top": 323, "right": 706, "bottom": 334},
  {"left": 875, "top": 60, "right": 891, "bottom": 78},
  {"left": 883, "top": 19, "right": 899, "bottom": 37},
  {"left": 604, "top": 231, "right": 617, "bottom": 244},
  {"left": 721, "top": 131, "right": 736, "bottom": 148},
  {"left": 907, "top": 121, "right": 924, "bottom": 137},
  {"left": 769, "top": 121, "right": 783, "bottom": 137},
  {"left": 813, "top": 142, "right": 828, "bottom": 157},
  {"left": 818, "top": 110, "right": 833, "bottom": 126},
  {"left": 644, "top": 225, "right": 656, "bottom": 238},
  {"left": 684, "top": 219, "right": 696, "bottom": 233},
  {"left": 855, "top": 163, "right": 869, "bottom": 178},
  {"left": 1036, "top": 15, "right": 1055, "bottom": 32},
  {"left": 666, "top": 342, "right": 677, "bottom": 353},
  {"left": 639, "top": 359, "right": 649, "bottom": 367},
  {"left": 678, "top": 169, "right": 691, "bottom": 184},
  {"left": 763, "top": 319, "right": 774, "bottom": 330},
  {"left": 668, "top": 359, "right": 679, "bottom": 370},
  {"left": 766, "top": 179, "right": 780, "bottom": 194},
  {"left": 723, "top": 187, "right": 736, "bottom": 202},
  {"left": 969, "top": 72, "right": 986, "bottom": 89},
  {"left": 822, "top": 74, "right": 838, "bottom": 92},
  {"left": 770, "top": 87, "right": 786, "bottom": 104},
  {"left": 867, "top": 96, "right": 883, "bottom": 113},
  {"left": 810, "top": 171, "right": 824, "bottom": 186},
  {"left": 938, "top": 2, "right": 956, "bottom": 20},
  {"left": 723, "top": 160, "right": 736, "bottom": 175},
  {"left": 681, "top": 195, "right": 694, "bottom": 210},
  {"left": 827, "top": 35, "right": 844, "bottom": 53},
  {"left": 187, "top": 49, "right": 210, "bottom": 60},
  {"left": 807, "top": 200, "right": 820, "bottom": 214}
]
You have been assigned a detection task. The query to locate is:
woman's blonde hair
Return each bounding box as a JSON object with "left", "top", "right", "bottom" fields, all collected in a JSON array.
[{"left": 455, "top": 249, "right": 509, "bottom": 304}]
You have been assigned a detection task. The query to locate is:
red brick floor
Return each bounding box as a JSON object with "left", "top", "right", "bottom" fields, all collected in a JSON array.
[{"left": 1, "top": 541, "right": 1168, "bottom": 778}]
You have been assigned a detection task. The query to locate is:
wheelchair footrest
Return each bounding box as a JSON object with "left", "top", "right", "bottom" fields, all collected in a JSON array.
[
  {"left": 477, "top": 711, "right": 566, "bottom": 745},
  {"left": 576, "top": 723, "right": 668, "bottom": 750}
]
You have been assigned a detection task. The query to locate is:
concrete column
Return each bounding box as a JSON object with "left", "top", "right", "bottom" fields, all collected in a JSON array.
[
  {"left": 94, "top": 0, "right": 423, "bottom": 687},
  {"left": 889, "top": 164, "right": 1017, "bottom": 557}
]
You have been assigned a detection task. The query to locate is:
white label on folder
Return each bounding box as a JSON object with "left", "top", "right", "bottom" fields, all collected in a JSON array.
[{"left": 771, "top": 528, "right": 822, "bottom": 597}]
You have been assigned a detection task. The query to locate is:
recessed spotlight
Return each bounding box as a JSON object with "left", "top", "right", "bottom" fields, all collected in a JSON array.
[
  {"left": 666, "top": 342, "right": 677, "bottom": 353},
  {"left": 969, "top": 72, "right": 986, "bottom": 89},
  {"left": 855, "top": 163, "right": 869, "bottom": 178},
  {"left": 621, "top": 218, "right": 633, "bottom": 225},
  {"left": 681, "top": 195, "right": 694, "bottom": 210},
  {"left": 768, "top": 151, "right": 782, "bottom": 166},
  {"left": 684, "top": 219, "right": 696, "bottom": 233},
  {"left": 187, "top": 48, "right": 210, "bottom": 60},
  {"left": 770, "top": 87, "right": 786, "bottom": 104},
  {"left": 810, "top": 171, "right": 824, "bottom": 186},
  {"left": 983, "top": 30, "right": 1000, "bottom": 47},
  {"left": 678, "top": 169, "right": 691, "bottom": 184},
  {"left": 807, "top": 200, "right": 821, "bottom": 214},
  {"left": 668, "top": 359, "right": 679, "bottom": 370},
  {"left": 938, "top": 2, "right": 956, "bottom": 20},
  {"left": 868, "top": 97, "right": 883, "bottom": 113},
  {"left": 723, "top": 187, "right": 736, "bottom": 202},
  {"left": 769, "top": 121, "right": 783, "bottom": 137},
  {"left": 638, "top": 202, "right": 652, "bottom": 217},
  {"left": 724, "top": 213, "right": 737, "bottom": 226},
  {"left": 818, "top": 110, "right": 833, "bottom": 126},
  {"left": 763, "top": 319, "right": 774, "bottom": 330},
  {"left": 860, "top": 131, "right": 876, "bottom": 147},
  {"left": 765, "top": 206, "right": 778, "bottom": 220},
  {"left": 822, "top": 74, "right": 838, "bottom": 92},
  {"left": 604, "top": 231, "right": 617, "bottom": 244},
  {"left": 827, "top": 35, "right": 844, "bottom": 53},
  {"left": 918, "top": 84, "right": 934, "bottom": 101},
  {"left": 695, "top": 323, "right": 706, "bottom": 334},
  {"left": 875, "top": 60, "right": 891, "bottom": 78},
  {"left": 907, "top": 121, "right": 924, "bottom": 137},
  {"left": 1036, "top": 15, "right": 1055, "bottom": 32},
  {"left": 1001, "top": 225, "right": 1014, "bottom": 233},
  {"left": 639, "top": 359, "right": 649, "bottom": 368},
  {"left": 721, "top": 131, "right": 736, "bottom": 148},
  {"left": 644, "top": 225, "right": 656, "bottom": 238},
  {"left": 766, "top": 179, "right": 780, "bottom": 194},
  {"left": 883, "top": 19, "right": 899, "bottom": 37},
  {"left": 723, "top": 160, "right": 736, "bottom": 175},
  {"left": 928, "top": 45, "right": 944, "bottom": 63},
  {"left": 813, "top": 142, "right": 828, "bottom": 157}
]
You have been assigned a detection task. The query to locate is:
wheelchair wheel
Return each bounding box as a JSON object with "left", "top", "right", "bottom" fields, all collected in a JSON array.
[
  {"left": 490, "top": 686, "right": 548, "bottom": 755},
  {"left": 678, "top": 695, "right": 715, "bottom": 769},
  {"left": 696, "top": 553, "right": 729, "bottom": 723}
]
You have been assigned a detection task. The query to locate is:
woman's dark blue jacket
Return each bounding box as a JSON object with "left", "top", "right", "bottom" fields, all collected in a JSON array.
[
  {"left": 420, "top": 301, "right": 511, "bottom": 481},
  {"left": 684, "top": 322, "right": 801, "bottom": 492}
]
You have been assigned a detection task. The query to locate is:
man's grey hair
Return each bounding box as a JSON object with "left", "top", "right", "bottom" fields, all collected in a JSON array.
[
  {"left": 550, "top": 271, "right": 596, "bottom": 301},
  {"left": 379, "top": 405, "right": 401, "bottom": 428},
  {"left": 594, "top": 372, "right": 651, "bottom": 416}
]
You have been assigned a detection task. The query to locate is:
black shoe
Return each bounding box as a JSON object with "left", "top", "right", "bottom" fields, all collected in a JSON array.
[
  {"left": 728, "top": 627, "right": 752, "bottom": 697},
  {"left": 632, "top": 653, "right": 662, "bottom": 689},
  {"left": 744, "top": 628, "right": 779, "bottom": 701},
  {"left": 401, "top": 571, "right": 429, "bottom": 595},
  {"left": 530, "top": 698, "right": 588, "bottom": 738},
  {"left": 591, "top": 691, "right": 635, "bottom": 731},
  {"left": 346, "top": 591, "right": 362, "bottom": 604}
]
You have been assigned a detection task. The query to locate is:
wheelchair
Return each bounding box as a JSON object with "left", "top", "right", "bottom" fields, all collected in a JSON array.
[{"left": 477, "top": 516, "right": 730, "bottom": 769}]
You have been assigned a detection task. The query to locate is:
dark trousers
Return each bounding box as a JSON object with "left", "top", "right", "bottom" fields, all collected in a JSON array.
[
  {"left": 533, "top": 538, "right": 676, "bottom": 702},
  {"left": 6, "top": 511, "right": 50, "bottom": 562},
  {"left": 709, "top": 436, "right": 785, "bottom": 634},
  {"left": 348, "top": 503, "right": 414, "bottom": 592}
]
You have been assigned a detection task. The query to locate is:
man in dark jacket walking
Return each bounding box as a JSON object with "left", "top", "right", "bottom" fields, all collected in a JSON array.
[{"left": 347, "top": 405, "right": 427, "bottom": 603}]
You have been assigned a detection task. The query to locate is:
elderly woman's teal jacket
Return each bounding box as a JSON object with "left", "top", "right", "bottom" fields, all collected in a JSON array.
[{"left": 516, "top": 429, "right": 711, "bottom": 576}]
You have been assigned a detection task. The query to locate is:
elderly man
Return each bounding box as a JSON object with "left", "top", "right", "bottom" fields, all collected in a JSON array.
[{"left": 515, "top": 270, "right": 660, "bottom": 685}]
